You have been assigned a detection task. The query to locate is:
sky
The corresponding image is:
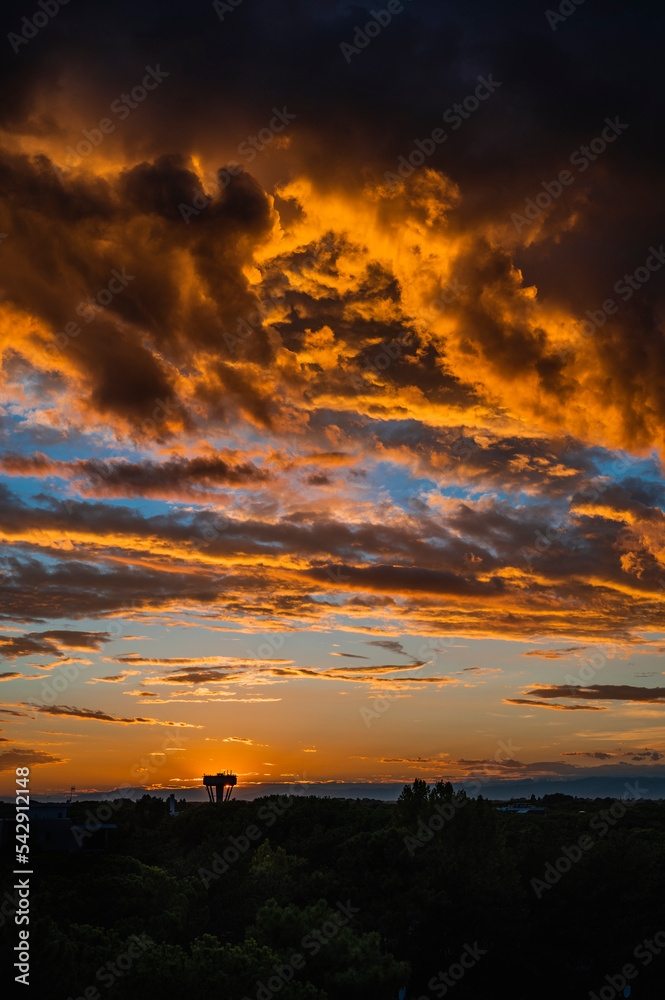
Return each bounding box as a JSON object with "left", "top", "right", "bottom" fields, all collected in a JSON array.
[{"left": 1, "top": 0, "right": 664, "bottom": 797}]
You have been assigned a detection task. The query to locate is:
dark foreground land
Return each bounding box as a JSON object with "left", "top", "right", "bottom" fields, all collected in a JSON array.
[{"left": 1, "top": 781, "right": 665, "bottom": 998}]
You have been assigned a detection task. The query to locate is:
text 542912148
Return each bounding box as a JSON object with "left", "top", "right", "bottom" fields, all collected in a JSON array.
[{"left": 14, "top": 767, "right": 31, "bottom": 986}]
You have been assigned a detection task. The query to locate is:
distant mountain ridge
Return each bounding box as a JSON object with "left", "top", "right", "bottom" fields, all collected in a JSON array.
[{"left": 12, "top": 774, "right": 665, "bottom": 803}]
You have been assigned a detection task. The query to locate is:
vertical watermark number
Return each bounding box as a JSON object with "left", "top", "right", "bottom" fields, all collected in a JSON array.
[{"left": 14, "top": 766, "right": 31, "bottom": 985}]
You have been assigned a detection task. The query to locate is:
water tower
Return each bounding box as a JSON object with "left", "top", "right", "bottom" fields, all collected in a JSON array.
[{"left": 203, "top": 770, "right": 237, "bottom": 803}]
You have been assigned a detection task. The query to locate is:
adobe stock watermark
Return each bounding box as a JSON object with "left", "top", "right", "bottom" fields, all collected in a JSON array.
[
  {"left": 562, "top": 641, "right": 620, "bottom": 696},
  {"left": 212, "top": 0, "right": 245, "bottom": 22},
  {"left": 179, "top": 107, "right": 297, "bottom": 223},
  {"left": 65, "top": 934, "right": 151, "bottom": 1000},
  {"left": 384, "top": 75, "right": 501, "bottom": 189},
  {"left": 419, "top": 942, "right": 487, "bottom": 999},
  {"left": 589, "top": 930, "right": 665, "bottom": 1000},
  {"left": 521, "top": 521, "right": 567, "bottom": 565},
  {"left": 421, "top": 278, "right": 467, "bottom": 325},
  {"left": 221, "top": 289, "right": 282, "bottom": 352},
  {"left": 54, "top": 66, "right": 169, "bottom": 175},
  {"left": 38, "top": 661, "right": 88, "bottom": 704},
  {"left": 197, "top": 795, "right": 294, "bottom": 886},
  {"left": 340, "top": 0, "right": 413, "bottom": 62},
  {"left": 557, "top": 448, "right": 636, "bottom": 515},
  {"left": 354, "top": 278, "right": 466, "bottom": 382},
  {"left": 511, "top": 117, "right": 629, "bottom": 233},
  {"left": 138, "top": 395, "right": 180, "bottom": 438},
  {"left": 43, "top": 267, "right": 135, "bottom": 359},
  {"left": 403, "top": 738, "right": 521, "bottom": 856},
  {"left": 128, "top": 734, "right": 190, "bottom": 783},
  {"left": 187, "top": 515, "right": 231, "bottom": 555},
  {"left": 563, "top": 244, "right": 665, "bottom": 352},
  {"left": 240, "top": 901, "right": 360, "bottom": 1000},
  {"left": 223, "top": 236, "right": 336, "bottom": 353},
  {"left": 58, "top": 420, "right": 178, "bottom": 515},
  {"left": 56, "top": 396, "right": 179, "bottom": 465},
  {"left": 545, "top": 0, "right": 586, "bottom": 32},
  {"left": 530, "top": 781, "right": 646, "bottom": 899},
  {"left": 521, "top": 449, "right": 644, "bottom": 578},
  {"left": 245, "top": 631, "right": 285, "bottom": 660},
  {"left": 71, "top": 796, "right": 124, "bottom": 848},
  {"left": 8, "top": 0, "right": 70, "bottom": 55},
  {"left": 72, "top": 735, "right": 189, "bottom": 848},
  {"left": 359, "top": 635, "right": 464, "bottom": 728}
]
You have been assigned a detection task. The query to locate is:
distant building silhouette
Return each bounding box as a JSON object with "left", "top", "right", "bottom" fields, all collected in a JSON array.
[
  {"left": 0, "top": 802, "right": 116, "bottom": 852},
  {"left": 497, "top": 800, "right": 545, "bottom": 814}
]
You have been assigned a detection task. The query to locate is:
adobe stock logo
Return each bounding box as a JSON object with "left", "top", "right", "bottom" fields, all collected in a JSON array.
[
  {"left": 384, "top": 75, "right": 501, "bottom": 189},
  {"left": 53, "top": 66, "right": 169, "bottom": 175},
  {"left": 545, "top": 0, "right": 586, "bottom": 31},
  {"left": 511, "top": 117, "right": 628, "bottom": 233},
  {"left": 340, "top": 1, "right": 413, "bottom": 62},
  {"left": 8, "top": 0, "right": 70, "bottom": 55},
  {"left": 589, "top": 930, "right": 665, "bottom": 1000}
]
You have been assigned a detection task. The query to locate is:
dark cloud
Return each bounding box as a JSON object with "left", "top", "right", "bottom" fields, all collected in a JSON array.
[
  {"left": 0, "top": 0, "right": 664, "bottom": 778},
  {"left": 23, "top": 703, "right": 199, "bottom": 725},
  {"left": 0, "top": 748, "right": 67, "bottom": 771},
  {"left": 0, "top": 452, "right": 268, "bottom": 498},
  {"left": 366, "top": 639, "right": 405, "bottom": 653},
  {"left": 522, "top": 646, "right": 587, "bottom": 659},
  {"left": 0, "top": 629, "right": 112, "bottom": 658},
  {"left": 505, "top": 698, "right": 606, "bottom": 711},
  {"left": 525, "top": 685, "right": 665, "bottom": 704},
  {"left": 151, "top": 660, "right": 445, "bottom": 688},
  {"left": 0, "top": 0, "right": 663, "bottom": 450},
  {"left": 0, "top": 474, "right": 663, "bottom": 640}
]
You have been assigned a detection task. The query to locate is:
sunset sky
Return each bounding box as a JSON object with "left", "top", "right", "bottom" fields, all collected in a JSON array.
[{"left": 1, "top": 0, "right": 664, "bottom": 797}]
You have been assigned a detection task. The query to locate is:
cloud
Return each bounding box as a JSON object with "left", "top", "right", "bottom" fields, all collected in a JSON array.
[
  {"left": 0, "top": 747, "right": 67, "bottom": 771},
  {"left": 627, "top": 749, "right": 664, "bottom": 761},
  {"left": 113, "top": 655, "right": 291, "bottom": 666},
  {"left": 0, "top": 452, "right": 269, "bottom": 499},
  {"left": 365, "top": 640, "right": 411, "bottom": 657},
  {"left": 1, "top": 472, "right": 664, "bottom": 643},
  {"left": 0, "top": 0, "right": 664, "bottom": 776},
  {"left": 28, "top": 657, "right": 94, "bottom": 672},
  {"left": 504, "top": 698, "right": 606, "bottom": 711},
  {"left": 522, "top": 646, "right": 587, "bottom": 659},
  {"left": 372, "top": 754, "right": 587, "bottom": 779},
  {"left": 455, "top": 666, "right": 501, "bottom": 675},
  {"left": 381, "top": 755, "right": 448, "bottom": 764},
  {"left": 524, "top": 685, "right": 665, "bottom": 704},
  {"left": 145, "top": 659, "right": 450, "bottom": 691},
  {"left": 22, "top": 703, "right": 201, "bottom": 726},
  {"left": 0, "top": 629, "right": 112, "bottom": 658},
  {"left": 86, "top": 670, "right": 142, "bottom": 683},
  {"left": 124, "top": 694, "right": 281, "bottom": 704}
]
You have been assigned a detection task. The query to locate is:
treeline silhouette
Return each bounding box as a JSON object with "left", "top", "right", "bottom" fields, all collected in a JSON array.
[{"left": 1, "top": 779, "right": 664, "bottom": 998}]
